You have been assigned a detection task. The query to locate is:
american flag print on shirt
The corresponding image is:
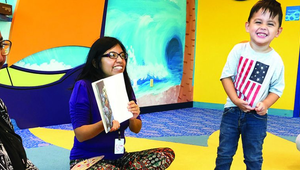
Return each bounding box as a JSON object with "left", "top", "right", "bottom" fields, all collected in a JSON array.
[{"left": 234, "top": 56, "right": 269, "bottom": 107}]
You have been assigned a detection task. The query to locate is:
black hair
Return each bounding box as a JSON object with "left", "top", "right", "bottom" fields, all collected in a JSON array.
[
  {"left": 248, "top": 0, "right": 283, "bottom": 27},
  {"left": 75, "top": 36, "right": 134, "bottom": 101}
]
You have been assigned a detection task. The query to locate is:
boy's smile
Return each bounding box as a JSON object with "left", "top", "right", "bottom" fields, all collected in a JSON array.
[{"left": 245, "top": 8, "right": 282, "bottom": 52}]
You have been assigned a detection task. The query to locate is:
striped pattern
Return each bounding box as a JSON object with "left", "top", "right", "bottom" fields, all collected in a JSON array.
[{"left": 235, "top": 56, "right": 268, "bottom": 107}]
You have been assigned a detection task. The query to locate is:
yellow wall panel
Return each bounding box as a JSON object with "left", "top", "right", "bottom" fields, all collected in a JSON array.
[{"left": 194, "top": 0, "right": 300, "bottom": 111}]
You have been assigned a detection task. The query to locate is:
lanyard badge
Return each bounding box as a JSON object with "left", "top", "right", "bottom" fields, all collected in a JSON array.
[{"left": 114, "top": 130, "right": 124, "bottom": 154}]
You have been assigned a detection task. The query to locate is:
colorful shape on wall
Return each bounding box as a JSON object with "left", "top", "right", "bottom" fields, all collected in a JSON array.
[
  {"left": 285, "top": 6, "right": 300, "bottom": 21},
  {"left": 0, "top": 0, "right": 107, "bottom": 128},
  {"left": 8, "top": 0, "right": 106, "bottom": 66}
]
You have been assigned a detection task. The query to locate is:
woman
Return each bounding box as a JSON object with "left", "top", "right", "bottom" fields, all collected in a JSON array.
[
  {"left": 0, "top": 31, "right": 38, "bottom": 170},
  {"left": 69, "top": 37, "right": 175, "bottom": 169}
]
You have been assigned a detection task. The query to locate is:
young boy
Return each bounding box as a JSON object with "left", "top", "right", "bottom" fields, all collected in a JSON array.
[{"left": 215, "top": 0, "right": 284, "bottom": 169}]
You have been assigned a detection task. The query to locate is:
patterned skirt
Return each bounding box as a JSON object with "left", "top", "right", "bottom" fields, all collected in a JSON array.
[{"left": 70, "top": 147, "right": 175, "bottom": 170}]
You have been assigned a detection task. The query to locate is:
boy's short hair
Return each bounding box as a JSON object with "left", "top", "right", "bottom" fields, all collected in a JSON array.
[{"left": 248, "top": 0, "right": 283, "bottom": 27}]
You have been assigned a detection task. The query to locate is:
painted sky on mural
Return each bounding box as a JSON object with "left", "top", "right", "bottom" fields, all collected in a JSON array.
[{"left": 15, "top": 47, "right": 89, "bottom": 71}]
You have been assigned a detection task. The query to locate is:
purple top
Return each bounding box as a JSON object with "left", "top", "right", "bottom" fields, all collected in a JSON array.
[{"left": 69, "top": 79, "right": 141, "bottom": 160}]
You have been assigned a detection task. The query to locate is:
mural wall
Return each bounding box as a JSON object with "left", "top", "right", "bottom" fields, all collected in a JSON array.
[
  {"left": 0, "top": 0, "right": 194, "bottom": 128},
  {"left": 104, "top": 0, "right": 193, "bottom": 107}
]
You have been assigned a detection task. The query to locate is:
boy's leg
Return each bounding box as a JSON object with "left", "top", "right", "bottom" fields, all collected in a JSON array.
[
  {"left": 215, "top": 107, "right": 240, "bottom": 170},
  {"left": 241, "top": 111, "right": 267, "bottom": 170}
]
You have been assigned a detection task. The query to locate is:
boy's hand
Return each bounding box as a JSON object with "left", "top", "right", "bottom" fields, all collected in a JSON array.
[
  {"left": 234, "top": 98, "right": 254, "bottom": 112},
  {"left": 255, "top": 102, "right": 267, "bottom": 115}
]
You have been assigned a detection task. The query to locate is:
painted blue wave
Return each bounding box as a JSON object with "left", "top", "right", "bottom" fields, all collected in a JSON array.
[{"left": 105, "top": 0, "right": 186, "bottom": 97}]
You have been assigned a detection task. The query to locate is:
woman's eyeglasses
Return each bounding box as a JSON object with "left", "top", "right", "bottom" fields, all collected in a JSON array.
[
  {"left": 0, "top": 40, "right": 12, "bottom": 56},
  {"left": 102, "top": 52, "right": 128, "bottom": 60}
]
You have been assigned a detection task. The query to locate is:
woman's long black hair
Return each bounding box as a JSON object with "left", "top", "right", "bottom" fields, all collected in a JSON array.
[{"left": 75, "top": 37, "right": 135, "bottom": 101}]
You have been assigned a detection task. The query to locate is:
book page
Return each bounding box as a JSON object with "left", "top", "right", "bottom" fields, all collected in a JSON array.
[
  {"left": 92, "top": 73, "right": 133, "bottom": 133},
  {"left": 103, "top": 73, "right": 133, "bottom": 123},
  {"left": 92, "top": 80, "right": 113, "bottom": 133}
]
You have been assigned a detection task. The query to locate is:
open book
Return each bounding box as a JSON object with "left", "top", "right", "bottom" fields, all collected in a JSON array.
[{"left": 92, "top": 73, "right": 133, "bottom": 133}]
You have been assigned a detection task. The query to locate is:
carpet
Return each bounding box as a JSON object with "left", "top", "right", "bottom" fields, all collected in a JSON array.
[{"left": 18, "top": 108, "right": 300, "bottom": 169}]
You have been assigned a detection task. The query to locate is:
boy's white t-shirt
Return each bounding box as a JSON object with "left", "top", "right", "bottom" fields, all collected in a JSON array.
[{"left": 221, "top": 42, "right": 285, "bottom": 108}]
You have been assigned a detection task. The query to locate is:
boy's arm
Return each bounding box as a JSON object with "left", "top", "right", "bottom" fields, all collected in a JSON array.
[
  {"left": 221, "top": 77, "right": 254, "bottom": 112},
  {"left": 255, "top": 93, "right": 279, "bottom": 115}
]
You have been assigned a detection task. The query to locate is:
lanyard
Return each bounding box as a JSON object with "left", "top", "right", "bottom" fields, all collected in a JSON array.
[{"left": 118, "top": 130, "right": 121, "bottom": 140}]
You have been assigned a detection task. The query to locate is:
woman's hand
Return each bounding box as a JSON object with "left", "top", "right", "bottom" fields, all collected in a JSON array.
[
  {"left": 128, "top": 101, "right": 142, "bottom": 133},
  {"left": 109, "top": 120, "right": 120, "bottom": 132},
  {"left": 128, "top": 101, "right": 140, "bottom": 120}
]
